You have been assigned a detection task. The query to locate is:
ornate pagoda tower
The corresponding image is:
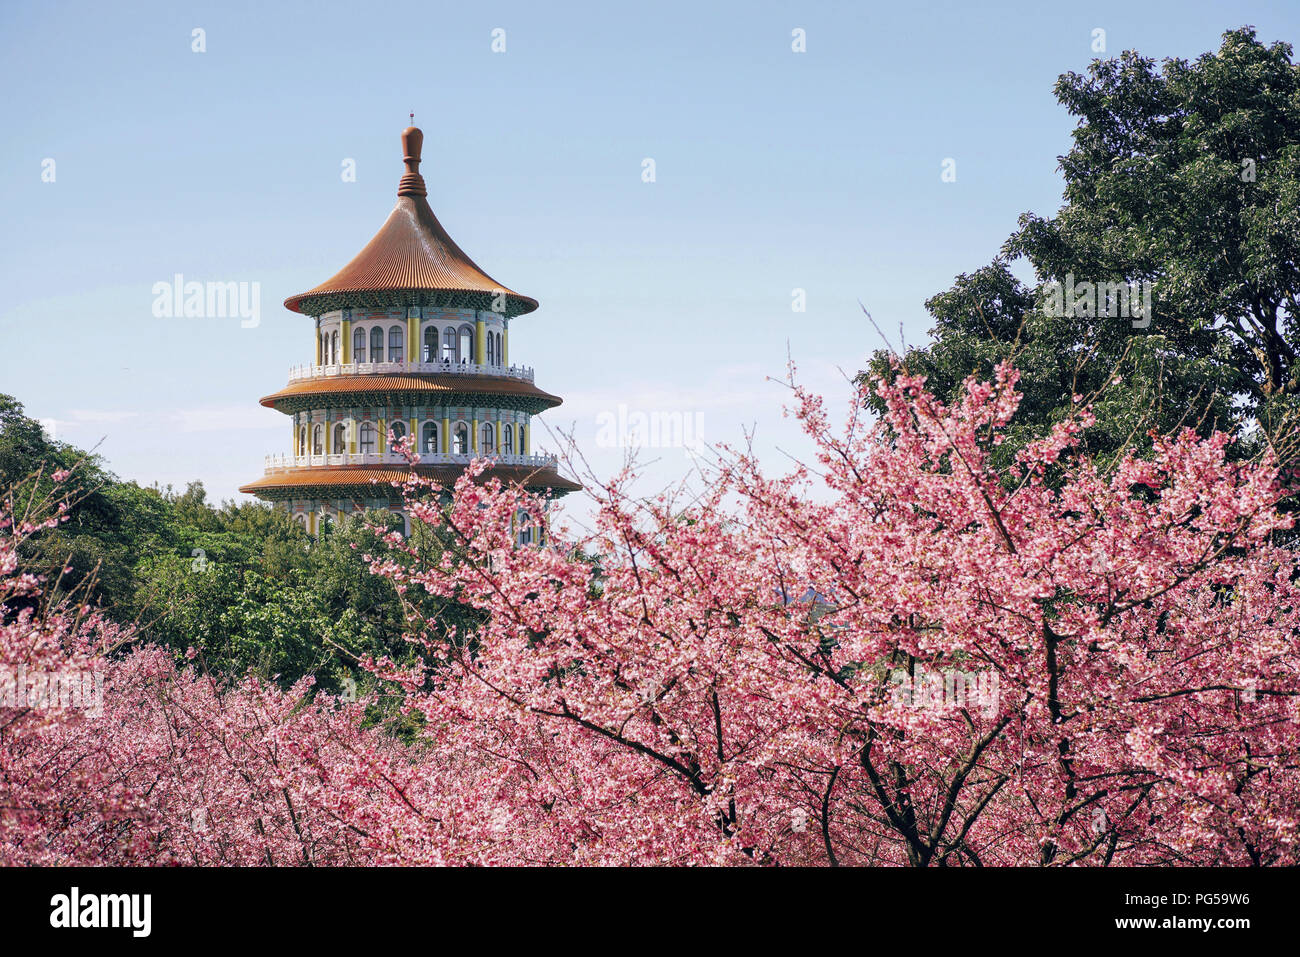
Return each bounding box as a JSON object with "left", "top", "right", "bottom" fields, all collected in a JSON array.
[{"left": 241, "top": 126, "right": 579, "bottom": 534}]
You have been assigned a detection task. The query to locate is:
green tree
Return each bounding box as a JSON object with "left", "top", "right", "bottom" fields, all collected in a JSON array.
[
  {"left": 864, "top": 28, "right": 1300, "bottom": 466},
  {"left": 1, "top": 391, "right": 498, "bottom": 707},
  {"left": 0, "top": 393, "right": 176, "bottom": 611}
]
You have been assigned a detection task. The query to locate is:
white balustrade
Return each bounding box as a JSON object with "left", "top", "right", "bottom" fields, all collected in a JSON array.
[
  {"left": 263, "top": 451, "right": 557, "bottom": 475},
  {"left": 286, "top": 359, "right": 535, "bottom": 383}
]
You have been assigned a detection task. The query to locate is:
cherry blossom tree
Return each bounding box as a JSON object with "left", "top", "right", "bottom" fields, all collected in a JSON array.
[
  {"left": 0, "top": 471, "right": 435, "bottom": 866},
  {"left": 369, "top": 362, "right": 1300, "bottom": 865},
  {"left": 2, "top": 364, "right": 1298, "bottom": 866}
]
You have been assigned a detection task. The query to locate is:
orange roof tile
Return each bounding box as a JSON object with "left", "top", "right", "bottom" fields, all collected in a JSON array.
[
  {"left": 239, "top": 463, "right": 581, "bottom": 495},
  {"left": 284, "top": 127, "right": 539, "bottom": 317},
  {"left": 258, "top": 373, "right": 563, "bottom": 410}
]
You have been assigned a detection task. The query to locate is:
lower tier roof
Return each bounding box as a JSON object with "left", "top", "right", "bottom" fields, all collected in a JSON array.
[
  {"left": 239, "top": 463, "right": 582, "bottom": 498},
  {"left": 260, "top": 373, "right": 563, "bottom": 415}
]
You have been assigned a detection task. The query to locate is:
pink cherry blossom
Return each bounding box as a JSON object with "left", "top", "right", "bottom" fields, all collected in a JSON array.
[{"left": 2, "top": 363, "right": 1297, "bottom": 865}]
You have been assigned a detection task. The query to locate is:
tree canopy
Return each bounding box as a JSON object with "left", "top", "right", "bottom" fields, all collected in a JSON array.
[{"left": 863, "top": 28, "right": 1300, "bottom": 467}]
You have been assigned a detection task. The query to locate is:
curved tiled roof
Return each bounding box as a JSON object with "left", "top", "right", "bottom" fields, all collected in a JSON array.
[
  {"left": 239, "top": 463, "right": 582, "bottom": 496},
  {"left": 259, "top": 373, "right": 563, "bottom": 412},
  {"left": 284, "top": 127, "right": 539, "bottom": 318}
]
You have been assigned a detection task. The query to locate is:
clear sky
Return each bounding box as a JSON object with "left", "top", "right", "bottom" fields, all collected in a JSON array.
[{"left": 2, "top": 0, "right": 1296, "bottom": 524}]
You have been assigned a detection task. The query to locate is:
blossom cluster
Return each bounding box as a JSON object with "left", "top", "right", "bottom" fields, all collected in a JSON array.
[{"left": 3, "top": 365, "right": 1298, "bottom": 866}]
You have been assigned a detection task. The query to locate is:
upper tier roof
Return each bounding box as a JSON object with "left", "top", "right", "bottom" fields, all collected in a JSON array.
[
  {"left": 283, "top": 127, "right": 539, "bottom": 318},
  {"left": 258, "top": 372, "right": 563, "bottom": 414}
]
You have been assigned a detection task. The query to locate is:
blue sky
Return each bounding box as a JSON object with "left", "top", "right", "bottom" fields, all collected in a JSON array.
[{"left": 1, "top": 0, "right": 1296, "bottom": 524}]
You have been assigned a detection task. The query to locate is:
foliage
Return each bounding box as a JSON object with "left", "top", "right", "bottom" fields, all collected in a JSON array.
[
  {"left": 353, "top": 365, "right": 1300, "bottom": 864},
  {"left": 863, "top": 28, "right": 1300, "bottom": 467},
  {"left": 5, "top": 366, "right": 1299, "bottom": 864},
  {"left": 0, "top": 392, "right": 478, "bottom": 695},
  {"left": 7, "top": 366, "right": 1297, "bottom": 864}
]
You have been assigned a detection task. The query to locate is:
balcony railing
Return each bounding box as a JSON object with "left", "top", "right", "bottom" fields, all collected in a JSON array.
[
  {"left": 288, "top": 359, "right": 535, "bottom": 383},
  {"left": 263, "top": 451, "right": 558, "bottom": 474}
]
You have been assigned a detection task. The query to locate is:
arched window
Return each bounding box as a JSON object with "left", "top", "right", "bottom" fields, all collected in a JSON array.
[
  {"left": 503, "top": 424, "right": 514, "bottom": 454},
  {"left": 359, "top": 421, "right": 376, "bottom": 454},
  {"left": 480, "top": 423, "right": 494, "bottom": 453},
  {"left": 391, "top": 421, "right": 406, "bottom": 447},
  {"left": 312, "top": 424, "right": 323, "bottom": 456},
  {"left": 298, "top": 426, "right": 307, "bottom": 456},
  {"left": 333, "top": 423, "right": 347, "bottom": 453},
  {"left": 421, "top": 421, "right": 438, "bottom": 453},
  {"left": 388, "top": 325, "right": 404, "bottom": 362},
  {"left": 331, "top": 330, "right": 339, "bottom": 364},
  {"left": 370, "top": 327, "right": 384, "bottom": 364},
  {"left": 353, "top": 327, "right": 366, "bottom": 362},
  {"left": 423, "top": 326, "right": 438, "bottom": 362},
  {"left": 442, "top": 328, "right": 457, "bottom": 362},
  {"left": 294, "top": 512, "right": 308, "bottom": 528},
  {"left": 453, "top": 422, "right": 469, "bottom": 455},
  {"left": 495, "top": 332, "right": 503, "bottom": 366},
  {"left": 458, "top": 325, "right": 474, "bottom": 364},
  {"left": 487, "top": 333, "right": 495, "bottom": 366}
]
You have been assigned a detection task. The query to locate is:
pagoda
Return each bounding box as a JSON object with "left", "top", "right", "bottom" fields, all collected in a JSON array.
[{"left": 240, "top": 125, "right": 579, "bottom": 534}]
